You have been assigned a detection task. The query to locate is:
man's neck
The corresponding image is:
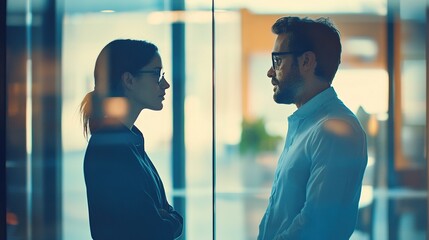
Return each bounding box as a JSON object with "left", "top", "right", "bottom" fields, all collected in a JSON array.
[{"left": 295, "top": 82, "right": 330, "bottom": 108}]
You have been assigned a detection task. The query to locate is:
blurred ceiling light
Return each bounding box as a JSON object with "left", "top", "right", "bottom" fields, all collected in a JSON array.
[
  {"left": 344, "top": 38, "right": 378, "bottom": 61},
  {"left": 101, "top": 10, "right": 115, "bottom": 13},
  {"left": 147, "top": 10, "right": 238, "bottom": 24},
  {"left": 367, "top": 114, "right": 379, "bottom": 136},
  {"left": 103, "top": 97, "right": 128, "bottom": 119},
  {"left": 194, "top": 0, "right": 387, "bottom": 15},
  {"left": 333, "top": 69, "right": 388, "bottom": 114},
  {"left": 376, "top": 113, "right": 389, "bottom": 121}
]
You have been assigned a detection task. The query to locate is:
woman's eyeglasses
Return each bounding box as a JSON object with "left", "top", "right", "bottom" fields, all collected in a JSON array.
[{"left": 134, "top": 69, "right": 165, "bottom": 84}]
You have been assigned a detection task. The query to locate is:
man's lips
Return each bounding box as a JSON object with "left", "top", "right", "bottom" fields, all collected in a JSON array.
[
  {"left": 271, "top": 78, "right": 279, "bottom": 92},
  {"left": 271, "top": 78, "right": 279, "bottom": 85}
]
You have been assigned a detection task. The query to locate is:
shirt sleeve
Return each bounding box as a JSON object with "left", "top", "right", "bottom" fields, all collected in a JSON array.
[
  {"left": 84, "top": 138, "right": 182, "bottom": 240},
  {"left": 276, "top": 119, "right": 367, "bottom": 240}
]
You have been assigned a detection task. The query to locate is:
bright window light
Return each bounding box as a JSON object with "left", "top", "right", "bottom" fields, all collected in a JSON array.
[{"left": 188, "top": 0, "right": 387, "bottom": 15}]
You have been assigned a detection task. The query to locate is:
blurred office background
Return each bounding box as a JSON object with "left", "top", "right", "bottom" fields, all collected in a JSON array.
[{"left": 3, "top": 0, "right": 427, "bottom": 239}]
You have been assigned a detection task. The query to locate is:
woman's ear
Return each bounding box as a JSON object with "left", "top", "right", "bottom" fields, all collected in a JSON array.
[{"left": 121, "top": 72, "right": 134, "bottom": 91}]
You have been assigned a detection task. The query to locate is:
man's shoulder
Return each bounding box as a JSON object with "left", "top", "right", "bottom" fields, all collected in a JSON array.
[
  {"left": 317, "top": 97, "right": 363, "bottom": 129},
  {"left": 310, "top": 112, "right": 365, "bottom": 142},
  {"left": 320, "top": 118, "right": 355, "bottom": 136}
]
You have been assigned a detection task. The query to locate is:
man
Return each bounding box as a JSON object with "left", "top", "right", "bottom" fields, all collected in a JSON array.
[{"left": 258, "top": 17, "right": 368, "bottom": 240}]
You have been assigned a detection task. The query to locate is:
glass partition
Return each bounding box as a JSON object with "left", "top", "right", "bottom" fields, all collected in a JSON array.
[
  {"left": 213, "top": 1, "right": 426, "bottom": 240},
  {"left": 61, "top": 8, "right": 173, "bottom": 240},
  {"left": 4, "top": 0, "right": 428, "bottom": 239},
  {"left": 6, "top": 0, "right": 214, "bottom": 239},
  {"left": 389, "top": 0, "right": 427, "bottom": 238},
  {"left": 61, "top": 2, "right": 214, "bottom": 240}
]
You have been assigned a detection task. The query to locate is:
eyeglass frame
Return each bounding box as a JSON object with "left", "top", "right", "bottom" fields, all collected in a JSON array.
[
  {"left": 133, "top": 69, "right": 165, "bottom": 84},
  {"left": 271, "top": 50, "right": 307, "bottom": 70}
]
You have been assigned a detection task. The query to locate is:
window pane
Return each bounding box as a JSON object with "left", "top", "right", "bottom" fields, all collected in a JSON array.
[
  {"left": 62, "top": 9, "right": 173, "bottom": 239},
  {"left": 62, "top": 2, "right": 213, "bottom": 239},
  {"left": 213, "top": 3, "right": 421, "bottom": 240}
]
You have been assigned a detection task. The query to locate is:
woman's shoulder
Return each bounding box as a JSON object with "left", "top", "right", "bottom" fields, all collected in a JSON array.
[
  {"left": 85, "top": 129, "right": 133, "bottom": 160},
  {"left": 88, "top": 123, "right": 136, "bottom": 146}
]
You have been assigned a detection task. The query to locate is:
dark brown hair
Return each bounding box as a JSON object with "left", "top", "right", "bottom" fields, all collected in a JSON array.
[
  {"left": 272, "top": 17, "right": 342, "bottom": 83},
  {"left": 80, "top": 39, "right": 158, "bottom": 138}
]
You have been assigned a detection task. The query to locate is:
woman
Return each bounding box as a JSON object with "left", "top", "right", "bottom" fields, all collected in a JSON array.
[{"left": 80, "top": 39, "right": 183, "bottom": 240}]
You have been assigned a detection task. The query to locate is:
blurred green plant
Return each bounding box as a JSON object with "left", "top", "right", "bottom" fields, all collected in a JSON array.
[{"left": 239, "top": 117, "right": 283, "bottom": 155}]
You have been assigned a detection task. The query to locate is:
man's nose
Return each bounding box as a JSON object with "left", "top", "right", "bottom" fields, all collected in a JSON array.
[{"left": 267, "top": 66, "right": 275, "bottom": 78}]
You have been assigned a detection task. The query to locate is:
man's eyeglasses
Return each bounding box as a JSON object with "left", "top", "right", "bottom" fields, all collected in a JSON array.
[
  {"left": 134, "top": 69, "right": 165, "bottom": 84},
  {"left": 271, "top": 51, "right": 306, "bottom": 70}
]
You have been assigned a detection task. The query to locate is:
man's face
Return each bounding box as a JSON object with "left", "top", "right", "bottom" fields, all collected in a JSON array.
[{"left": 268, "top": 33, "right": 304, "bottom": 105}]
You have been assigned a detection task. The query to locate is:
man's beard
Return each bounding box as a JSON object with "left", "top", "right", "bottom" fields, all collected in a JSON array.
[{"left": 273, "top": 67, "right": 304, "bottom": 104}]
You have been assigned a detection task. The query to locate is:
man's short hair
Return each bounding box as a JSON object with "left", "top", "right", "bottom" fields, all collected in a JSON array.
[{"left": 272, "top": 17, "right": 342, "bottom": 83}]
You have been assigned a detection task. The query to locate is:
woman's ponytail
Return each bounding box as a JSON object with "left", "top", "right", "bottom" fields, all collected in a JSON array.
[{"left": 80, "top": 91, "right": 94, "bottom": 139}]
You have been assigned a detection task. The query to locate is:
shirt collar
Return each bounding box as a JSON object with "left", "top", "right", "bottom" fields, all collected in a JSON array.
[
  {"left": 95, "top": 121, "right": 145, "bottom": 149},
  {"left": 290, "top": 87, "right": 337, "bottom": 120}
]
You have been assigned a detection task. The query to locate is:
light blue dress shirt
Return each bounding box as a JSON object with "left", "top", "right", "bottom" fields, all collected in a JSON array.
[{"left": 258, "top": 87, "right": 368, "bottom": 240}]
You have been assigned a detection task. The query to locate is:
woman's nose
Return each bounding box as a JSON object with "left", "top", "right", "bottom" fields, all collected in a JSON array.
[{"left": 161, "top": 77, "right": 170, "bottom": 89}]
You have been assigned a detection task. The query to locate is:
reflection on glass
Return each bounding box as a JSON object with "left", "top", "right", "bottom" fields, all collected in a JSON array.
[
  {"left": 215, "top": 2, "right": 425, "bottom": 240},
  {"left": 5, "top": 0, "right": 428, "bottom": 239},
  {"left": 62, "top": 10, "right": 174, "bottom": 240}
]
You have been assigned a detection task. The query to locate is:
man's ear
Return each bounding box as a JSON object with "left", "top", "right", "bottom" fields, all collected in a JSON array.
[
  {"left": 121, "top": 72, "right": 134, "bottom": 91},
  {"left": 300, "top": 51, "right": 317, "bottom": 73}
]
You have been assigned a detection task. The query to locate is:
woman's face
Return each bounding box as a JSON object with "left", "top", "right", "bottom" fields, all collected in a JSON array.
[{"left": 128, "top": 52, "right": 170, "bottom": 111}]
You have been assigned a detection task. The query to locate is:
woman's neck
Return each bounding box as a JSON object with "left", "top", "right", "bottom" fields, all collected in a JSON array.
[{"left": 121, "top": 103, "right": 141, "bottom": 130}]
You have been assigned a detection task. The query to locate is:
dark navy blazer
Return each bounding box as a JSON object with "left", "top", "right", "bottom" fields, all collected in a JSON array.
[{"left": 84, "top": 123, "right": 183, "bottom": 240}]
